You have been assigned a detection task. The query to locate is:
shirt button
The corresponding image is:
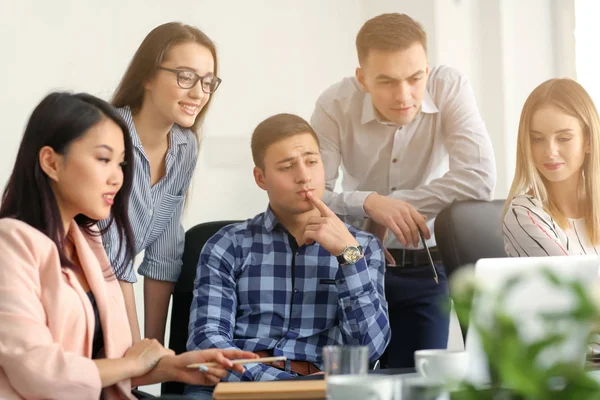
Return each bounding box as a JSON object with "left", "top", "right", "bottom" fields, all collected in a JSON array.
[
  {"left": 294, "top": 289, "right": 299, "bottom": 293},
  {"left": 392, "top": 158, "right": 398, "bottom": 163},
  {"left": 148, "top": 209, "right": 153, "bottom": 216}
]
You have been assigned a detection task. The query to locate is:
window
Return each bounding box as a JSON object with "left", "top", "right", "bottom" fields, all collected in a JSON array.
[{"left": 575, "top": 0, "right": 600, "bottom": 104}]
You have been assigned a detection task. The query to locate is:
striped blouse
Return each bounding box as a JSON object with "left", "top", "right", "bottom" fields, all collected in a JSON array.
[
  {"left": 503, "top": 194, "right": 599, "bottom": 257},
  {"left": 98, "top": 107, "right": 198, "bottom": 283}
]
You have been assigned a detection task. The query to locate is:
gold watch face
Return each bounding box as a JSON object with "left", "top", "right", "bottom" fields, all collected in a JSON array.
[{"left": 344, "top": 246, "right": 362, "bottom": 264}]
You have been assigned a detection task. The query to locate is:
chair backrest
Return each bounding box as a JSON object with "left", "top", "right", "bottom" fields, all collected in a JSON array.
[
  {"left": 162, "top": 220, "right": 240, "bottom": 395},
  {"left": 434, "top": 200, "right": 507, "bottom": 282}
]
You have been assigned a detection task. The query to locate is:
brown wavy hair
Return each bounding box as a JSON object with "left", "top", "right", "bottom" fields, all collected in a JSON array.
[{"left": 112, "top": 22, "right": 218, "bottom": 141}]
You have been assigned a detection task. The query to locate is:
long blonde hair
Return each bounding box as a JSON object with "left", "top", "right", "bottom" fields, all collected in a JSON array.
[
  {"left": 112, "top": 22, "right": 218, "bottom": 142},
  {"left": 503, "top": 78, "right": 600, "bottom": 244}
]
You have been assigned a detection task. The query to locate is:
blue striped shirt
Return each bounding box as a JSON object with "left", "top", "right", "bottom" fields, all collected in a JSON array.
[
  {"left": 186, "top": 206, "right": 390, "bottom": 382},
  {"left": 99, "top": 107, "right": 198, "bottom": 283}
]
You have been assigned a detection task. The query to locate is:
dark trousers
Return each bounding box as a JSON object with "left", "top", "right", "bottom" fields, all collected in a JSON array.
[
  {"left": 184, "top": 385, "right": 214, "bottom": 399},
  {"left": 380, "top": 262, "right": 450, "bottom": 368}
]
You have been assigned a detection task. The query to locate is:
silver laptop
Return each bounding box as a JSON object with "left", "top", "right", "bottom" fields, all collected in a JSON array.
[{"left": 464, "top": 255, "right": 600, "bottom": 386}]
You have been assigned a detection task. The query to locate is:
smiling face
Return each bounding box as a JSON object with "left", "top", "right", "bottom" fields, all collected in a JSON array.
[
  {"left": 356, "top": 42, "right": 429, "bottom": 126},
  {"left": 254, "top": 132, "right": 326, "bottom": 217},
  {"left": 41, "top": 118, "right": 126, "bottom": 226},
  {"left": 529, "top": 105, "right": 589, "bottom": 187},
  {"left": 143, "top": 41, "right": 215, "bottom": 128}
]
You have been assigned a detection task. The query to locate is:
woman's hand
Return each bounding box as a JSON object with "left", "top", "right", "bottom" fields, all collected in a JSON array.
[
  {"left": 134, "top": 349, "right": 259, "bottom": 386},
  {"left": 124, "top": 338, "right": 174, "bottom": 377}
]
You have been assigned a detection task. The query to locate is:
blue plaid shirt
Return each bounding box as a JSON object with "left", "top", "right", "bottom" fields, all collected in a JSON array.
[{"left": 186, "top": 206, "right": 390, "bottom": 382}]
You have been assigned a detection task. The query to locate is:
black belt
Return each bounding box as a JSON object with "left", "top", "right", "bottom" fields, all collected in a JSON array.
[{"left": 387, "top": 247, "right": 442, "bottom": 267}]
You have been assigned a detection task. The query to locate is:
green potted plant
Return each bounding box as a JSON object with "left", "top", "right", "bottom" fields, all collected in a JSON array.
[{"left": 450, "top": 266, "right": 600, "bottom": 400}]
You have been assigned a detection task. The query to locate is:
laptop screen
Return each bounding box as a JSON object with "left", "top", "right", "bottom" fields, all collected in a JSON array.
[{"left": 464, "top": 255, "right": 600, "bottom": 386}]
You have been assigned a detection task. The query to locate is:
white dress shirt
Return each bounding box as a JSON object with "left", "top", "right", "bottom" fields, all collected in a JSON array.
[
  {"left": 310, "top": 65, "right": 496, "bottom": 249},
  {"left": 504, "top": 194, "right": 599, "bottom": 257}
]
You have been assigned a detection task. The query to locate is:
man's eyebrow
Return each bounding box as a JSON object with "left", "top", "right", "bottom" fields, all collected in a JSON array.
[{"left": 276, "top": 151, "right": 319, "bottom": 164}]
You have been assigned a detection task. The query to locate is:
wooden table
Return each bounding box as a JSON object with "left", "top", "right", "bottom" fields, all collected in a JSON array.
[
  {"left": 212, "top": 368, "right": 415, "bottom": 399},
  {"left": 213, "top": 379, "right": 326, "bottom": 399}
]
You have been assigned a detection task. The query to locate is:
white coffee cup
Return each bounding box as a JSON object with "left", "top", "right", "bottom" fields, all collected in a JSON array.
[
  {"left": 414, "top": 349, "right": 468, "bottom": 384},
  {"left": 327, "top": 374, "right": 396, "bottom": 400}
]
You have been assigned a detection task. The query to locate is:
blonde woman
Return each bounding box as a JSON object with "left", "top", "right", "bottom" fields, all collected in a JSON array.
[{"left": 503, "top": 78, "right": 600, "bottom": 256}]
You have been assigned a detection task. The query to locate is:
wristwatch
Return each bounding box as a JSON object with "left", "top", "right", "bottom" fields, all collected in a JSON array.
[{"left": 336, "top": 245, "right": 364, "bottom": 265}]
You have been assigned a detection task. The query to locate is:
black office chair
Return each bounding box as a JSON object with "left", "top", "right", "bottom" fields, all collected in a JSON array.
[
  {"left": 434, "top": 200, "right": 507, "bottom": 340},
  {"left": 434, "top": 199, "right": 507, "bottom": 282},
  {"left": 161, "top": 220, "right": 240, "bottom": 396}
]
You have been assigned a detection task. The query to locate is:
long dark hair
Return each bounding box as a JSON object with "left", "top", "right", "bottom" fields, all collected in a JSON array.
[
  {"left": 112, "top": 22, "right": 218, "bottom": 139},
  {"left": 0, "top": 92, "right": 136, "bottom": 273}
]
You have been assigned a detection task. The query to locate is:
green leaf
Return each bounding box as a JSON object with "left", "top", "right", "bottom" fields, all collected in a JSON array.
[
  {"left": 526, "top": 334, "right": 568, "bottom": 362},
  {"left": 451, "top": 265, "right": 600, "bottom": 398}
]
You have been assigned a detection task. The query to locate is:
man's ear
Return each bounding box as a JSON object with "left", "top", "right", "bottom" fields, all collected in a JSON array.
[
  {"left": 253, "top": 166, "right": 267, "bottom": 190},
  {"left": 355, "top": 67, "right": 367, "bottom": 92},
  {"left": 39, "top": 146, "right": 62, "bottom": 182}
]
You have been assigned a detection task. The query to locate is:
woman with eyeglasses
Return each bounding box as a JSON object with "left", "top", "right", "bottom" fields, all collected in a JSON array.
[
  {"left": 99, "top": 22, "right": 223, "bottom": 344},
  {"left": 503, "top": 78, "right": 600, "bottom": 257},
  {"left": 0, "top": 92, "right": 255, "bottom": 399}
]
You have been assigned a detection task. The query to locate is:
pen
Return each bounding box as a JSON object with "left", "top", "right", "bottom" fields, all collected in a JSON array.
[
  {"left": 186, "top": 356, "right": 287, "bottom": 369},
  {"left": 419, "top": 228, "right": 438, "bottom": 284}
]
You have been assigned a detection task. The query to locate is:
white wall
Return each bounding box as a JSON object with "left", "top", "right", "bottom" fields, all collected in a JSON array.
[
  {"left": 0, "top": 0, "right": 575, "bottom": 229},
  {"left": 575, "top": 0, "right": 600, "bottom": 105},
  {"left": 431, "top": 0, "right": 574, "bottom": 197},
  {"left": 0, "top": 0, "right": 364, "bottom": 226}
]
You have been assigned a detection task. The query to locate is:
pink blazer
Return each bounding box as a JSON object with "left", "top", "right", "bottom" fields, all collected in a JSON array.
[{"left": 0, "top": 218, "right": 135, "bottom": 399}]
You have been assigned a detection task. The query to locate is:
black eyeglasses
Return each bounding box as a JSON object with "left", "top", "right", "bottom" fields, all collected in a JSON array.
[{"left": 158, "top": 67, "right": 222, "bottom": 94}]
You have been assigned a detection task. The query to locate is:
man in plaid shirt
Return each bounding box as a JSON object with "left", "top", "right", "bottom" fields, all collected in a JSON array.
[{"left": 185, "top": 114, "right": 390, "bottom": 395}]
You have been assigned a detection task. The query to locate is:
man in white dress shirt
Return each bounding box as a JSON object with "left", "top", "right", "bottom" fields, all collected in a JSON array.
[{"left": 310, "top": 13, "right": 496, "bottom": 368}]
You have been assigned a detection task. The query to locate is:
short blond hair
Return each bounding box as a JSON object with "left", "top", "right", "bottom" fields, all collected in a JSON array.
[
  {"left": 356, "top": 13, "right": 427, "bottom": 64},
  {"left": 504, "top": 78, "right": 600, "bottom": 244}
]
